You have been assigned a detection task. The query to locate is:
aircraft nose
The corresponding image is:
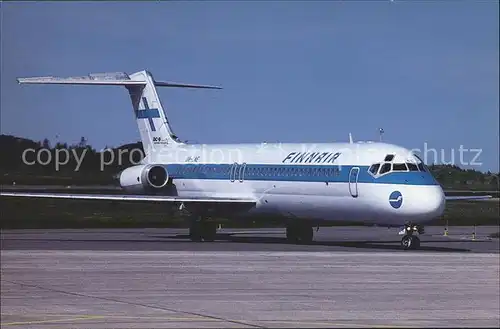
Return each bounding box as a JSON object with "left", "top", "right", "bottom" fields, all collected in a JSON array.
[
  {"left": 388, "top": 186, "right": 446, "bottom": 222},
  {"left": 417, "top": 185, "right": 446, "bottom": 219}
]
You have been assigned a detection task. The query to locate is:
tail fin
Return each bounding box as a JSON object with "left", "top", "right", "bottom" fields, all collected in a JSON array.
[{"left": 17, "top": 70, "right": 221, "bottom": 155}]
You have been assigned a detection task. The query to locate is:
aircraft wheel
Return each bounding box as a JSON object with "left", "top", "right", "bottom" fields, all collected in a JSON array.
[
  {"left": 189, "top": 222, "right": 203, "bottom": 242},
  {"left": 202, "top": 222, "right": 217, "bottom": 242},
  {"left": 286, "top": 225, "right": 298, "bottom": 243},
  {"left": 412, "top": 236, "right": 420, "bottom": 249},
  {"left": 189, "top": 220, "right": 217, "bottom": 242},
  {"left": 401, "top": 235, "right": 420, "bottom": 250},
  {"left": 286, "top": 224, "right": 313, "bottom": 244},
  {"left": 300, "top": 226, "right": 313, "bottom": 244}
]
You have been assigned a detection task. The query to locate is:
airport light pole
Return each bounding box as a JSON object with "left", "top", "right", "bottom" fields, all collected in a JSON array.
[{"left": 379, "top": 128, "right": 384, "bottom": 142}]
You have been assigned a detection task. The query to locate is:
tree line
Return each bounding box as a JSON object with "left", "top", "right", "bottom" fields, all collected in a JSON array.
[
  {"left": 0, "top": 134, "right": 143, "bottom": 185},
  {"left": 0, "top": 134, "right": 498, "bottom": 190}
]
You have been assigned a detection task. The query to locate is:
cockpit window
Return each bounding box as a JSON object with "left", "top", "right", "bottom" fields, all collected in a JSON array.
[
  {"left": 413, "top": 154, "right": 427, "bottom": 172},
  {"left": 370, "top": 156, "right": 426, "bottom": 177},
  {"left": 379, "top": 163, "right": 392, "bottom": 174},
  {"left": 406, "top": 162, "right": 419, "bottom": 171},
  {"left": 417, "top": 162, "right": 426, "bottom": 172},
  {"left": 384, "top": 154, "right": 395, "bottom": 162},
  {"left": 392, "top": 163, "right": 408, "bottom": 171},
  {"left": 369, "top": 163, "right": 380, "bottom": 175}
]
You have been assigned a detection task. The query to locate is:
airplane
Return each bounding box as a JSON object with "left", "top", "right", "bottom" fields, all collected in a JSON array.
[{"left": 0, "top": 70, "right": 492, "bottom": 250}]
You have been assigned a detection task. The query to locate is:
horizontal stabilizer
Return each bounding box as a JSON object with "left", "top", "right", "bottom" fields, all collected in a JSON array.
[
  {"left": 154, "top": 81, "right": 222, "bottom": 89},
  {"left": 17, "top": 71, "right": 222, "bottom": 89},
  {"left": 17, "top": 72, "right": 146, "bottom": 86}
]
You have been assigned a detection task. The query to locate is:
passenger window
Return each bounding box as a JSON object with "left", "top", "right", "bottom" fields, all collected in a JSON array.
[
  {"left": 379, "top": 163, "right": 392, "bottom": 174},
  {"left": 393, "top": 163, "right": 408, "bottom": 171},
  {"left": 369, "top": 163, "right": 380, "bottom": 175}
]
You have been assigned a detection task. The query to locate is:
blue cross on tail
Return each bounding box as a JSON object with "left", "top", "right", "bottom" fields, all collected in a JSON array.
[{"left": 136, "top": 97, "right": 160, "bottom": 131}]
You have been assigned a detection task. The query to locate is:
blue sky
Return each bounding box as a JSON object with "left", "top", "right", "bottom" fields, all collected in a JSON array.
[{"left": 2, "top": 1, "right": 498, "bottom": 172}]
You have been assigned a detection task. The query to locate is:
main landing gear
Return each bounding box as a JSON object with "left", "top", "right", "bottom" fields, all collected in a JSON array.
[
  {"left": 400, "top": 223, "right": 424, "bottom": 250},
  {"left": 286, "top": 222, "right": 314, "bottom": 244},
  {"left": 189, "top": 216, "right": 217, "bottom": 242}
]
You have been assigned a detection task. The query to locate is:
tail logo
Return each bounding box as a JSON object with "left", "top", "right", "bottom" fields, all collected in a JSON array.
[
  {"left": 389, "top": 191, "right": 403, "bottom": 209},
  {"left": 136, "top": 97, "right": 160, "bottom": 131}
]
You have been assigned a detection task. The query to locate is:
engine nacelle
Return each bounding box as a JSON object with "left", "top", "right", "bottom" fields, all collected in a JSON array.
[{"left": 118, "top": 164, "right": 169, "bottom": 193}]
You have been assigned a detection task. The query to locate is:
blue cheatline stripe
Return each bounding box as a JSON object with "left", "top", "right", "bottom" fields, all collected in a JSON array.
[
  {"left": 136, "top": 97, "right": 160, "bottom": 131},
  {"left": 163, "top": 163, "right": 439, "bottom": 186}
]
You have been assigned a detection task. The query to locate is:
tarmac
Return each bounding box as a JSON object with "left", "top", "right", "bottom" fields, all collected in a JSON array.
[
  {"left": 2, "top": 226, "right": 499, "bottom": 252},
  {"left": 1, "top": 227, "right": 500, "bottom": 328}
]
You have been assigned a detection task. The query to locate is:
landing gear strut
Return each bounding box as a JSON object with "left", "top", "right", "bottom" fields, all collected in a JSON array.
[
  {"left": 286, "top": 222, "right": 314, "bottom": 244},
  {"left": 189, "top": 216, "right": 217, "bottom": 242},
  {"left": 400, "top": 223, "right": 424, "bottom": 250}
]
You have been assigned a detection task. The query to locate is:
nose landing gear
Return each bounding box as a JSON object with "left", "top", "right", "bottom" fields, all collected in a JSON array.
[
  {"left": 401, "top": 234, "right": 420, "bottom": 250},
  {"left": 399, "top": 223, "right": 424, "bottom": 250}
]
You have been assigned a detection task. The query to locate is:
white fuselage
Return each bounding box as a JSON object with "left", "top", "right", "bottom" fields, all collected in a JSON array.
[{"left": 133, "top": 141, "right": 446, "bottom": 226}]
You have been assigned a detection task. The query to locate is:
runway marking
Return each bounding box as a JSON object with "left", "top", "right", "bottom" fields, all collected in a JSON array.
[
  {"left": 1, "top": 280, "right": 264, "bottom": 328},
  {"left": 252, "top": 320, "right": 402, "bottom": 328},
  {"left": 0, "top": 314, "right": 408, "bottom": 328},
  {"left": 1, "top": 312, "right": 410, "bottom": 328},
  {"left": 1, "top": 315, "right": 226, "bottom": 324},
  {"left": 1, "top": 315, "right": 105, "bottom": 326}
]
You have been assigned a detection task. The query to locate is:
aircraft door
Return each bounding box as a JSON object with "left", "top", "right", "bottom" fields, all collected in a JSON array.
[
  {"left": 238, "top": 162, "right": 247, "bottom": 182},
  {"left": 349, "top": 167, "right": 360, "bottom": 198},
  {"left": 230, "top": 162, "right": 238, "bottom": 182}
]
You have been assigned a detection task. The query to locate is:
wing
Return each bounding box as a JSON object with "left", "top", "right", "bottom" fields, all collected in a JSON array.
[
  {"left": 445, "top": 195, "right": 493, "bottom": 201},
  {"left": 0, "top": 192, "right": 256, "bottom": 205}
]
